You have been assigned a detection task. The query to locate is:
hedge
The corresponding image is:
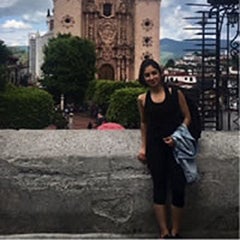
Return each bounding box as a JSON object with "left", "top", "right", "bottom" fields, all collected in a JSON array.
[
  {"left": 84, "top": 79, "right": 98, "bottom": 102},
  {"left": 106, "top": 87, "right": 145, "bottom": 129},
  {"left": 0, "top": 86, "right": 54, "bottom": 129},
  {"left": 85, "top": 79, "right": 142, "bottom": 113},
  {"left": 92, "top": 80, "right": 126, "bottom": 113}
]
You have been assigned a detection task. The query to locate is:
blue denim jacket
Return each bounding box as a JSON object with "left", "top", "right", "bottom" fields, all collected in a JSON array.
[{"left": 172, "top": 124, "right": 199, "bottom": 183}]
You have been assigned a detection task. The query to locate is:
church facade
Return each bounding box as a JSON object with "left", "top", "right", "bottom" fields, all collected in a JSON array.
[{"left": 50, "top": 0, "right": 161, "bottom": 81}]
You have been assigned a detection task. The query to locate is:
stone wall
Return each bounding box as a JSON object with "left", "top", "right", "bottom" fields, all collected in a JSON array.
[{"left": 0, "top": 130, "right": 238, "bottom": 238}]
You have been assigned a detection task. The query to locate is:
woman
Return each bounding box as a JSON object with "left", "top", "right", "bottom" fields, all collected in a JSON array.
[{"left": 137, "top": 59, "right": 191, "bottom": 239}]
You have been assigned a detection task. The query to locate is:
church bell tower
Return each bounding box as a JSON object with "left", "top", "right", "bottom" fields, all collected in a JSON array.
[{"left": 52, "top": 0, "right": 161, "bottom": 81}]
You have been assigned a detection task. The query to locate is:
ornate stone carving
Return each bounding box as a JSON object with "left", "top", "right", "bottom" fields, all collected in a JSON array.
[
  {"left": 142, "top": 51, "right": 153, "bottom": 60},
  {"left": 61, "top": 15, "right": 75, "bottom": 28},
  {"left": 141, "top": 18, "right": 154, "bottom": 31},
  {"left": 102, "top": 47, "right": 113, "bottom": 61},
  {"left": 98, "top": 22, "right": 117, "bottom": 45},
  {"left": 118, "top": 1, "right": 127, "bottom": 14},
  {"left": 88, "top": 24, "right": 94, "bottom": 40},
  {"left": 82, "top": 0, "right": 135, "bottom": 80},
  {"left": 86, "top": 2, "right": 97, "bottom": 12},
  {"left": 142, "top": 36, "right": 153, "bottom": 47}
]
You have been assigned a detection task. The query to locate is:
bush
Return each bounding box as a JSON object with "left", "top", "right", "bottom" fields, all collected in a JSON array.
[
  {"left": 0, "top": 87, "right": 54, "bottom": 129},
  {"left": 123, "top": 81, "right": 142, "bottom": 88},
  {"left": 85, "top": 80, "right": 143, "bottom": 113},
  {"left": 106, "top": 87, "right": 145, "bottom": 129},
  {"left": 92, "top": 80, "right": 126, "bottom": 113},
  {"left": 84, "top": 79, "right": 98, "bottom": 102},
  {"left": 52, "top": 111, "right": 68, "bottom": 129}
]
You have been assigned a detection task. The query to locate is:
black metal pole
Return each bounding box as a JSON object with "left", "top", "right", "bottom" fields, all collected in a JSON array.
[
  {"left": 215, "top": 8, "right": 222, "bottom": 130},
  {"left": 226, "top": 20, "right": 231, "bottom": 130},
  {"left": 201, "top": 12, "right": 206, "bottom": 130}
]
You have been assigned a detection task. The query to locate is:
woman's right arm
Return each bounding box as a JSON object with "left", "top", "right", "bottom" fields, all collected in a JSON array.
[{"left": 137, "top": 94, "right": 147, "bottom": 164}]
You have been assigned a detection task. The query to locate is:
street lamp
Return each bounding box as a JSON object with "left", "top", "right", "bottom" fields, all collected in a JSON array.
[
  {"left": 227, "top": 11, "right": 239, "bottom": 27},
  {"left": 60, "top": 94, "right": 64, "bottom": 111}
]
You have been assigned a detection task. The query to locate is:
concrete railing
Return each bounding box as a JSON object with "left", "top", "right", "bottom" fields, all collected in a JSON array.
[{"left": 0, "top": 130, "right": 238, "bottom": 238}]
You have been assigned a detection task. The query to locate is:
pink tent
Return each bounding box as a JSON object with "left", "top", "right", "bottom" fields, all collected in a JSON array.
[{"left": 97, "top": 122, "right": 125, "bottom": 130}]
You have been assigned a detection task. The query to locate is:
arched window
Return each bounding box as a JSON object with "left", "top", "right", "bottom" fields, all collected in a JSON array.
[{"left": 103, "top": 3, "right": 112, "bottom": 17}]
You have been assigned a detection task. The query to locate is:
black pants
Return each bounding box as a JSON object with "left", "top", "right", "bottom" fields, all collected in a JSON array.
[{"left": 147, "top": 140, "right": 186, "bottom": 208}]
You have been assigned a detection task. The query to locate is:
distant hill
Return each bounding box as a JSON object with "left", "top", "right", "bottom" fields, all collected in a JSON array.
[
  {"left": 9, "top": 45, "right": 28, "bottom": 53},
  {"left": 9, "top": 46, "right": 28, "bottom": 65},
  {"left": 160, "top": 38, "right": 229, "bottom": 65},
  {"left": 160, "top": 38, "right": 196, "bottom": 64},
  {"left": 10, "top": 39, "right": 230, "bottom": 66}
]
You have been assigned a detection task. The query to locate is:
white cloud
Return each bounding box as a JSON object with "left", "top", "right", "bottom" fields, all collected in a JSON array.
[
  {"left": 2, "top": 19, "right": 32, "bottom": 30},
  {"left": 0, "top": 0, "right": 18, "bottom": 8},
  {"left": 160, "top": 0, "right": 208, "bottom": 40},
  {"left": 161, "top": 0, "right": 174, "bottom": 9},
  {"left": 0, "top": 0, "right": 52, "bottom": 46},
  {"left": 0, "top": 29, "right": 30, "bottom": 46},
  {"left": 0, "top": 0, "right": 209, "bottom": 46},
  {"left": 5, "top": 38, "right": 26, "bottom": 46},
  {"left": 161, "top": 4, "right": 189, "bottom": 39},
  {"left": 22, "top": 11, "right": 47, "bottom": 23},
  {"left": 0, "top": 0, "right": 52, "bottom": 17}
]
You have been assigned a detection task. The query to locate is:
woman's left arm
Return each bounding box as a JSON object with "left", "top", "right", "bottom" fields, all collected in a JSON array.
[
  {"left": 178, "top": 90, "right": 191, "bottom": 127},
  {"left": 163, "top": 89, "right": 191, "bottom": 147}
]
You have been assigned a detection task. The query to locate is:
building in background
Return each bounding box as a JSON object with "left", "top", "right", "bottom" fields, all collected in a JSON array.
[
  {"left": 28, "top": 10, "right": 54, "bottom": 83},
  {"left": 29, "top": 0, "right": 161, "bottom": 82},
  {"left": 28, "top": 33, "right": 37, "bottom": 82}
]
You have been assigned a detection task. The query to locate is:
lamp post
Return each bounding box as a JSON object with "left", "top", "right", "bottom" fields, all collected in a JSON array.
[
  {"left": 228, "top": 12, "right": 239, "bottom": 27},
  {"left": 207, "top": 0, "right": 239, "bottom": 130},
  {"left": 200, "top": 12, "right": 208, "bottom": 130},
  {"left": 227, "top": 10, "right": 240, "bottom": 128},
  {"left": 60, "top": 94, "right": 64, "bottom": 111}
]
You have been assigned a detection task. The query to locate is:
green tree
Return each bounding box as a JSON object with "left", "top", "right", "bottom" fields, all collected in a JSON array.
[
  {"left": 0, "top": 40, "right": 12, "bottom": 91},
  {"left": 165, "top": 58, "right": 175, "bottom": 68},
  {"left": 41, "top": 34, "right": 96, "bottom": 105}
]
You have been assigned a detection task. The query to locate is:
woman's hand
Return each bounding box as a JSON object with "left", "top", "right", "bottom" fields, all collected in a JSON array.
[
  {"left": 137, "top": 148, "right": 147, "bottom": 164},
  {"left": 163, "top": 136, "right": 175, "bottom": 147}
]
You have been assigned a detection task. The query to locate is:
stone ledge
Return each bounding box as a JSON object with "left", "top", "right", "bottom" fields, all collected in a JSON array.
[
  {"left": 0, "top": 130, "right": 238, "bottom": 238},
  {"left": 0, "top": 232, "right": 238, "bottom": 239}
]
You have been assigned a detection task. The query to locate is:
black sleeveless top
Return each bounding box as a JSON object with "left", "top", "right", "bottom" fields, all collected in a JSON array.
[{"left": 145, "top": 86, "right": 182, "bottom": 141}]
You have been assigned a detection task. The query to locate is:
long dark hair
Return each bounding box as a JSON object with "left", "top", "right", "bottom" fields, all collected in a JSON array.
[{"left": 138, "top": 59, "right": 163, "bottom": 87}]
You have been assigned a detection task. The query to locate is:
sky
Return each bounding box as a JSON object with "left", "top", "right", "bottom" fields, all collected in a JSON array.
[{"left": 0, "top": 0, "right": 209, "bottom": 46}]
